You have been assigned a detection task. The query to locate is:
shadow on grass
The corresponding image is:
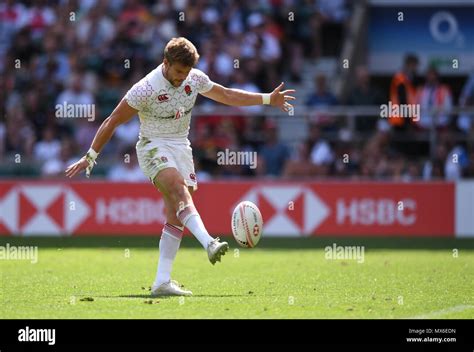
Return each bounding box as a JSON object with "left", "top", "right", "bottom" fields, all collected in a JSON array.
[
  {"left": 92, "top": 294, "right": 248, "bottom": 299},
  {"left": 88, "top": 294, "right": 167, "bottom": 299},
  {"left": 1, "top": 236, "right": 474, "bottom": 250},
  {"left": 186, "top": 294, "right": 250, "bottom": 298}
]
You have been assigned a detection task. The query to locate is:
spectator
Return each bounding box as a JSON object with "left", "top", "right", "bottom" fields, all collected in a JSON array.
[
  {"left": 241, "top": 115, "right": 267, "bottom": 155},
  {"left": 33, "top": 126, "right": 61, "bottom": 162},
  {"left": 306, "top": 74, "right": 338, "bottom": 107},
  {"left": 317, "top": 0, "right": 350, "bottom": 23},
  {"left": 418, "top": 67, "right": 453, "bottom": 130},
  {"left": 55, "top": 73, "right": 95, "bottom": 135},
  {"left": 0, "top": 0, "right": 28, "bottom": 55},
  {"left": 41, "top": 138, "right": 76, "bottom": 177},
  {"left": 75, "top": 118, "right": 99, "bottom": 153},
  {"left": 4, "top": 107, "right": 35, "bottom": 159},
  {"left": 445, "top": 143, "right": 469, "bottom": 180},
  {"left": 118, "top": 0, "right": 151, "bottom": 42},
  {"left": 242, "top": 13, "right": 281, "bottom": 64},
  {"left": 197, "top": 41, "right": 234, "bottom": 85},
  {"left": 257, "top": 123, "right": 290, "bottom": 177},
  {"left": 194, "top": 158, "right": 212, "bottom": 182},
  {"left": 332, "top": 132, "right": 361, "bottom": 178},
  {"left": 308, "top": 123, "right": 334, "bottom": 174},
  {"left": 360, "top": 130, "right": 392, "bottom": 179},
  {"left": 464, "top": 147, "right": 474, "bottom": 177},
  {"left": 349, "top": 66, "right": 384, "bottom": 105},
  {"left": 283, "top": 140, "right": 317, "bottom": 178},
  {"left": 460, "top": 70, "right": 474, "bottom": 107},
  {"left": 423, "top": 144, "right": 448, "bottom": 180},
  {"left": 316, "top": 0, "right": 350, "bottom": 56},
  {"left": 388, "top": 154, "right": 407, "bottom": 181},
  {"left": 348, "top": 66, "right": 384, "bottom": 132},
  {"left": 76, "top": 4, "right": 116, "bottom": 49},
  {"left": 458, "top": 70, "right": 474, "bottom": 133},
  {"left": 33, "top": 32, "right": 70, "bottom": 82},
  {"left": 402, "top": 161, "right": 421, "bottom": 182},
  {"left": 56, "top": 73, "right": 94, "bottom": 108},
  {"left": 306, "top": 74, "right": 339, "bottom": 132},
  {"left": 0, "top": 121, "right": 5, "bottom": 160},
  {"left": 114, "top": 117, "right": 140, "bottom": 149},
  {"left": 229, "top": 70, "right": 263, "bottom": 114},
  {"left": 107, "top": 146, "right": 147, "bottom": 182},
  {"left": 241, "top": 12, "right": 282, "bottom": 91},
  {"left": 22, "top": 1, "right": 56, "bottom": 40},
  {"left": 389, "top": 53, "right": 419, "bottom": 130}
]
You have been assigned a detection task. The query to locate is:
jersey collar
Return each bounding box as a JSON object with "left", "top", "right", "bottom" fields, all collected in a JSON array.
[{"left": 157, "top": 63, "right": 187, "bottom": 90}]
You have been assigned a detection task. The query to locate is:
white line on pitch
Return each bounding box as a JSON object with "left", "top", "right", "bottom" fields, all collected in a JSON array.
[{"left": 407, "top": 305, "right": 474, "bottom": 319}]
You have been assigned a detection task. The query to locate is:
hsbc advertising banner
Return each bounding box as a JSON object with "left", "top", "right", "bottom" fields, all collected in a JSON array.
[{"left": 0, "top": 181, "right": 457, "bottom": 237}]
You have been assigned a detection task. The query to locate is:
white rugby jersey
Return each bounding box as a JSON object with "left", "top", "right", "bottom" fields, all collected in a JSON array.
[{"left": 124, "top": 64, "right": 214, "bottom": 139}]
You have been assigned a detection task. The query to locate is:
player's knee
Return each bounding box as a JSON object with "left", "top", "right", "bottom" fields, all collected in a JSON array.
[
  {"left": 154, "top": 169, "right": 179, "bottom": 195},
  {"left": 169, "top": 179, "right": 189, "bottom": 204}
]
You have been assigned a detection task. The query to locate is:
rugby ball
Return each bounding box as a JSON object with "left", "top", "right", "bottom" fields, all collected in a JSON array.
[{"left": 231, "top": 201, "right": 263, "bottom": 248}]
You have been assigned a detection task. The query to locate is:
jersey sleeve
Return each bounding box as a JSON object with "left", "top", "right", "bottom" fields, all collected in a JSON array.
[
  {"left": 191, "top": 69, "right": 214, "bottom": 94},
  {"left": 124, "top": 79, "right": 153, "bottom": 111}
]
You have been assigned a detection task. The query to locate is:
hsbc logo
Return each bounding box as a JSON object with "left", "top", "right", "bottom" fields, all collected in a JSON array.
[
  {"left": 157, "top": 94, "right": 169, "bottom": 102},
  {"left": 96, "top": 197, "right": 166, "bottom": 225},
  {"left": 234, "top": 186, "right": 330, "bottom": 236},
  {"left": 0, "top": 185, "right": 90, "bottom": 236},
  {"left": 336, "top": 198, "right": 416, "bottom": 226}
]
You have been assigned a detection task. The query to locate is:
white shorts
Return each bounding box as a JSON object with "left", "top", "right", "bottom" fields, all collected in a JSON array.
[{"left": 136, "top": 136, "right": 197, "bottom": 191}]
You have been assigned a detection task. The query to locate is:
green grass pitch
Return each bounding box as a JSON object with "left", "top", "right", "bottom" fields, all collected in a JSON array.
[{"left": 1, "top": 237, "right": 473, "bottom": 319}]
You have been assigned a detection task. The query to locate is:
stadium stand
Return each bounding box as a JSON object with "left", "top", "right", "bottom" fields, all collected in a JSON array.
[{"left": 1, "top": 0, "right": 473, "bottom": 180}]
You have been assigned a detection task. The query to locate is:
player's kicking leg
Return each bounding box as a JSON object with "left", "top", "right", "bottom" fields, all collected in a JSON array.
[{"left": 154, "top": 168, "right": 229, "bottom": 264}]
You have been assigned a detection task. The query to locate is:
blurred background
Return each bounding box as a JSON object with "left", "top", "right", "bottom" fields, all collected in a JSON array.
[
  {"left": 0, "top": 0, "right": 474, "bottom": 238},
  {"left": 1, "top": 0, "right": 473, "bottom": 182}
]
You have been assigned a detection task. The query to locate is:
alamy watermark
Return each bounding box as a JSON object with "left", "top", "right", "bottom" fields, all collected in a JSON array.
[
  {"left": 324, "top": 243, "right": 365, "bottom": 264},
  {"left": 0, "top": 243, "right": 38, "bottom": 264},
  {"left": 55, "top": 101, "right": 95, "bottom": 121},
  {"left": 217, "top": 149, "right": 257, "bottom": 169},
  {"left": 18, "top": 326, "right": 55, "bottom": 345},
  {"left": 380, "top": 101, "right": 420, "bottom": 122}
]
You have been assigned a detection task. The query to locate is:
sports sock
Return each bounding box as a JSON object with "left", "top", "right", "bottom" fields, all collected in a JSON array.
[
  {"left": 176, "top": 204, "right": 214, "bottom": 249},
  {"left": 154, "top": 223, "right": 183, "bottom": 287}
]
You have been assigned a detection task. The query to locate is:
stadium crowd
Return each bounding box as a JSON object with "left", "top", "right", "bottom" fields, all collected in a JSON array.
[{"left": 1, "top": 0, "right": 473, "bottom": 181}]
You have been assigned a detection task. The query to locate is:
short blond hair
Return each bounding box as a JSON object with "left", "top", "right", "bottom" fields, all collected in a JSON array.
[{"left": 164, "top": 37, "right": 199, "bottom": 67}]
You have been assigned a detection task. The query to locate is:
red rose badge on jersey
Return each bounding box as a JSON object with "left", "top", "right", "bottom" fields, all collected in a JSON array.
[{"left": 184, "top": 85, "right": 192, "bottom": 96}]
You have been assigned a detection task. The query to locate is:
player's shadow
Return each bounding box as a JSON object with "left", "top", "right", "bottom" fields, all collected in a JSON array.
[
  {"left": 86, "top": 294, "right": 154, "bottom": 299},
  {"left": 186, "top": 294, "right": 248, "bottom": 297},
  {"left": 118, "top": 294, "right": 157, "bottom": 298},
  {"left": 91, "top": 294, "right": 176, "bottom": 300},
  {"left": 115, "top": 294, "right": 247, "bottom": 299}
]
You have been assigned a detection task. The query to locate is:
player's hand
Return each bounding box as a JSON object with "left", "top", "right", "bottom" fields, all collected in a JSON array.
[
  {"left": 270, "top": 82, "right": 296, "bottom": 113},
  {"left": 65, "top": 157, "right": 94, "bottom": 178}
]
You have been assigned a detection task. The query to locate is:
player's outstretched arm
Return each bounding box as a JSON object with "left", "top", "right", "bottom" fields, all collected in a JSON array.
[
  {"left": 65, "top": 99, "right": 138, "bottom": 178},
  {"left": 201, "top": 82, "right": 296, "bottom": 112}
]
